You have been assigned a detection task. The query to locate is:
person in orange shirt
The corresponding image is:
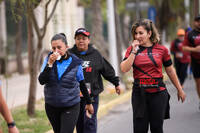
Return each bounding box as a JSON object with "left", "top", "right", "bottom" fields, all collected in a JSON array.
[{"left": 170, "top": 29, "right": 190, "bottom": 88}]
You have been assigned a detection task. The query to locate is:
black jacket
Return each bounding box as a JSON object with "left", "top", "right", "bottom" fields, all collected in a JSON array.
[{"left": 69, "top": 44, "right": 119, "bottom": 96}]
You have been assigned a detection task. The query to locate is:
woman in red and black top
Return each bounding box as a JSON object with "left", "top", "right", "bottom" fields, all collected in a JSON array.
[
  {"left": 183, "top": 15, "right": 200, "bottom": 110},
  {"left": 120, "top": 19, "right": 186, "bottom": 133}
]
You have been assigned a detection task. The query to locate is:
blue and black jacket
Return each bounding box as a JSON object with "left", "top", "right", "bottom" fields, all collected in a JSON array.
[{"left": 38, "top": 52, "right": 91, "bottom": 107}]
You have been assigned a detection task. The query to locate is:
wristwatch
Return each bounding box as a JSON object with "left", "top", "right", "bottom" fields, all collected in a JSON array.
[
  {"left": 131, "top": 51, "right": 137, "bottom": 55},
  {"left": 7, "top": 121, "right": 16, "bottom": 128}
]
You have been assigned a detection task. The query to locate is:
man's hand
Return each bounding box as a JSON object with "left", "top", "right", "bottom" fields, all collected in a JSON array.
[
  {"left": 183, "top": 45, "right": 200, "bottom": 52},
  {"left": 195, "top": 45, "right": 200, "bottom": 52}
]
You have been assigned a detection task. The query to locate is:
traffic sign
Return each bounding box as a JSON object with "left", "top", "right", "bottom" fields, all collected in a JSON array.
[{"left": 148, "top": 6, "right": 156, "bottom": 23}]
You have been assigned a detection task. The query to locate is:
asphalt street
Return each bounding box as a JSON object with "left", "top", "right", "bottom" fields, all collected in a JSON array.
[{"left": 98, "top": 77, "right": 200, "bottom": 133}]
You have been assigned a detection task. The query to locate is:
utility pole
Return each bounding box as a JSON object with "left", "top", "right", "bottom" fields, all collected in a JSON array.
[
  {"left": 0, "top": 1, "right": 8, "bottom": 101},
  {"left": 107, "top": 0, "right": 119, "bottom": 75}
]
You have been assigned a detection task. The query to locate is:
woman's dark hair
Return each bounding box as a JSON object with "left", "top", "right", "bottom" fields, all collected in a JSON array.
[
  {"left": 131, "top": 19, "right": 160, "bottom": 44},
  {"left": 51, "top": 33, "right": 68, "bottom": 45}
]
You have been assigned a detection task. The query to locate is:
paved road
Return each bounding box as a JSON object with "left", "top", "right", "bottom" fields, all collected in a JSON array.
[
  {"left": 98, "top": 77, "right": 200, "bottom": 133},
  {"left": 98, "top": 101, "right": 133, "bottom": 133}
]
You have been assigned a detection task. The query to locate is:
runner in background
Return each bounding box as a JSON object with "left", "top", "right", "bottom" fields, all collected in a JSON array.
[
  {"left": 183, "top": 15, "right": 200, "bottom": 110},
  {"left": 170, "top": 29, "right": 190, "bottom": 88},
  {"left": 185, "top": 27, "right": 193, "bottom": 79}
]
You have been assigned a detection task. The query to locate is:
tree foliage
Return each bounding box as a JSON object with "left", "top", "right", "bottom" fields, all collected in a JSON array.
[{"left": 149, "top": 0, "right": 186, "bottom": 30}]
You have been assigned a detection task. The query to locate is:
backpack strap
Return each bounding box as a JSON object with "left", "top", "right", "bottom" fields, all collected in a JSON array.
[{"left": 147, "top": 47, "right": 158, "bottom": 67}]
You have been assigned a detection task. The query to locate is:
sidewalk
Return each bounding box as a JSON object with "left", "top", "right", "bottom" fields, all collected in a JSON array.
[{"left": 0, "top": 73, "right": 44, "bottom": 108}]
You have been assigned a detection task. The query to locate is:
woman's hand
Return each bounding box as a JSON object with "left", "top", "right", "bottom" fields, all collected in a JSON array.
[
  {"left": 8, "top": 126, "right": 20, "bottom": 133},
  {"left": 177, "top": 89, "right": 186, "bottom": 103},
  {"left": 85, "top": 104, "right": 94, "bottom": 117},
  {"left": 131, "top": 40, "right": 140, "bottom": 53},
  {"left": 48, "top": 52, "right": 59, "bottom": 65}
]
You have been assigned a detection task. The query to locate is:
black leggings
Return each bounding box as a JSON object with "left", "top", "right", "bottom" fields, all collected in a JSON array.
[
  {"left": 132, "top": 90, "right": 168, "bottom": 133},
  {"left": 191, "top": 59, "right": 200, "bottom": 78},
  {"left": 174, "top": 59, "right": 188, "bottom": 85},
  {"left": 45, "top": 103, "right": 80, "bottom": 133}
]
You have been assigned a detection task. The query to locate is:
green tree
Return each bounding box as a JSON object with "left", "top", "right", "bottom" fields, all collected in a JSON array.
[
  {"left": 9, "top": 0, "right": 59, "bottom": 116},
  {"left": 80, "top": 0, "right": 130, "bottom": 59},
  {"left": 149, "top": 0, "right": 186, "bottom": 34},
  {"left": 25, "top": 0, "right": 59, "bottom": 116}
]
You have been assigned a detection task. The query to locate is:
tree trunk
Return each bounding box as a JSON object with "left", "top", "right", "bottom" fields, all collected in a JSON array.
[
  {"left": 121, "top": 14, "right": 130, "bottom": 48},
  {"left": 15, "top": 0, "right": 24, "bottom": 74},
  {"left": 27, "top": 19, "right": 43, "bottom": 116},
  {"left": 158, "top": 0, "right": 171, "bottom": 31},
  {"left": 194, "top": 0, "right": 199, "bottom": 17},
  {"left": 27, "top": 61, "right": 38, "bottom": 116},
  {"left": 25, "top": 0, "right": 59, "bottom": 116},
  {"left": 91, "top": 0, "right": 109, "bottom": 60},
  {"left": 27, "top": 14, "right": 36, "bottom": 116},
  {"left": 27, "top": 49, "right": 41, "bottom": 116},
  {"left": 15, "top": 20, "right": 25, "bottom": 74}
]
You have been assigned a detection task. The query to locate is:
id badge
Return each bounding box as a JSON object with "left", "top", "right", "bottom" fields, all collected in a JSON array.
[
  {"left": 80, "top": 83, "right": 91, "bottom": 97},
  {"left": 176, "top": 52, "right": 183, "bottom": 58}
]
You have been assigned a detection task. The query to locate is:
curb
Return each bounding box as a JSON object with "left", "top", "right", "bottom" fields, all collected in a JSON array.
[
  {"left": 97, "top": 90, "right": 131, "bottom": 118},
  {"left": 45, "top": 90, "right": 132, "bottom": 133}
]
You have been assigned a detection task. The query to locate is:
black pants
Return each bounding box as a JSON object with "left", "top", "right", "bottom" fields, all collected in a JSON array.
[
  {"left": 191, "top": 59, "right": 200, "bottom": 78},
  {"left": 45, "top": 103, "right": 80, "bottom": 133},
  {"left": 76, "top": 96, "right": 99, "bottom": 133},
  {"left": 174, "top": 59, "right": 188, "bottom": 85},
  {"left": 132, "top": 90, "right": 168, "bottom": 133}
]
